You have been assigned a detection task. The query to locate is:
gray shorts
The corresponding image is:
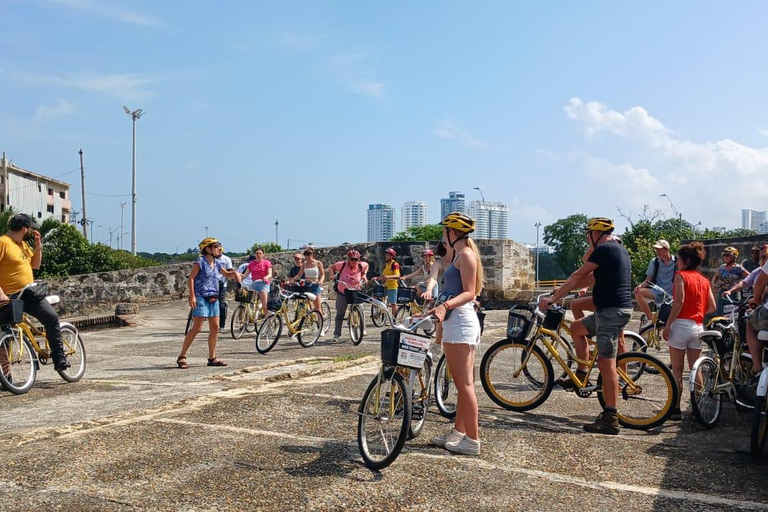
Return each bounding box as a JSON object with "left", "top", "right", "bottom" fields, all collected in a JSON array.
[
  {"left": 651, "top": 287, "right": 666, "bottom": 305},
  {"left": 581, "top": 307, "right": 633, "bottom": 358}
]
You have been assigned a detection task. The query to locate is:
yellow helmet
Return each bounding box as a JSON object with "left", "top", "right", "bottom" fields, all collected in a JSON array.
[
  {"left": 724, "top": 246, "right": 739, "bottom": 258},
  {"left": 199, "top": 237, "right": 220, "bottom": 252},
  {"left": 585, "top": 217, "right": 615, "bottom": 232},
  {"left": 440, "top": 212, "right": 476, "bottom": 233}
]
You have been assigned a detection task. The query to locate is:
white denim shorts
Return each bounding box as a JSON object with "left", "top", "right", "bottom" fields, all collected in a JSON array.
[
  {"left": 667, "top": 318, "right": 703, "bottom": 350},
  {"left": 442, "top": 302, "right": 481, "bottom": 346}
]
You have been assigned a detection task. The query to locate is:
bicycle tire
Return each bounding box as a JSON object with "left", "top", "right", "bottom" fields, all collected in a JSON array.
[
  {"left": 370, "top": 303, "right": 387, "bottom": 327},
  {"left": 597, "top": 352, "right": 677, "bottom": 430},
  {"left": 434, "top": 353, "right": 457, "bottom": 419},
  {"left": 689, "top": 356, "right": 722, "bottom": 428},
  {"left": 394, "top": 304, "right": 410, "bottom": 324},
  {"left": 255, "top": 314, "right": 282, "bottom": 354},
  {"left": 358, "top": 370, "right": 411, "bottom": 470},
  {"left": 751, "top": 393, "right": 768, "bottom": 462},
  {"left": 622, "top": 330, "right": 649, "bottom": 380},
  {"left": 57, "top": 324, "right": 86, "bottom": 383},
  {"left": 349, "top": 305, "right": 364, "bottom": 345},
  {"left": 245, "top": 301, "right": 263, "bottom": 333},
  {"left": 0, "top": 329, "right": 37, "bottom": 395},
  {"left": 480, "top": 340, "right": 554, "bottom": 412},
  {"left": 297, "top": 310, "right": 323, "bottom": 348},
  {"left": 230, "top": 305, "right": 248, "bottom": 339},
  {"left": 408, "top": 358, "right": 432, "bottom": 440},
  {"left": 184, "top": 308, "right": 193, "bottom": 335},
  {"left": 321, "top": 301, "right": 332, "bottom": 327},
  {"left": 729, "top": 352, "right": 756, "bottom": 409},
  {"left": 636, "top": 325, "right": 661, "bottom": 374}
]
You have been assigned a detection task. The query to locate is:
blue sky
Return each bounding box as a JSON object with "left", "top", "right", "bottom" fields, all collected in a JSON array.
[{"left": 3, "top": 1, "right": 768, "bottom": 252}]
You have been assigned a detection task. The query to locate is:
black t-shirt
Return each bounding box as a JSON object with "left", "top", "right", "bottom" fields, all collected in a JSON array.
[
  {"left": 588, "top": 242, "right": 632, "bottom": 310},
  {"left": 288, "top": 265, "right": 301, "bottom": 279}
]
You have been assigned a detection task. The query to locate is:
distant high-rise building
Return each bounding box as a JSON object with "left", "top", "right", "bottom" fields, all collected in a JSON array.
[
  {"left": 468, "top": 201, "right": 509, "bottom": 239},
  {"left": 743, "top": 209, "right": 767, "bottom": 233},
  {"left": 401, "top": 201, "right": 428, "bottom": 231},
  {"left": 367, "top": 204, "right": 396, "bottom": 242},
  {"left": 440, "top": 191, "right": 466, "bottom": 218}
]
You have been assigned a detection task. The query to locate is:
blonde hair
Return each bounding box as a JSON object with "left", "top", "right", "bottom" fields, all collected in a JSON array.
[
  {"left": 424, "top": 254, "right": 436, "bottom": 265},
  {"left": 465, "top": 237, "right": 485, "bottom": 295}
]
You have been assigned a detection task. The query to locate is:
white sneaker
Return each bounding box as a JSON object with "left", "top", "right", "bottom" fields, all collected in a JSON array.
[
  {"left": 430, "top": 428, "right": 465, "bottom": 447},
  {"left": 333, "top": 334, "right": 341, "bottom": 341},
  {"left": 363, "top": 330, "right": 368, "bottom": 336},
  {"left": 445, "top": 436, "right": 480, "bottom": 456}
]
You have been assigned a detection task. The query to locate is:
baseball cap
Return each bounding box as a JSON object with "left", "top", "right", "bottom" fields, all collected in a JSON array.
[{"left": 653, "top": 240, "right": 670, "bottom": 250}]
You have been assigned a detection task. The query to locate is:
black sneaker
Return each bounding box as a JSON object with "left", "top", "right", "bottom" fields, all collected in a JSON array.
[
  {"left": 669, "top": 408, "right": 682, "bottom": 421},
  {"left": 53, "top": 358, "right": 71, "bottom": 372},
  {"left": 584, "top": 411, "right": 620, "bottom": 435},
  {"left": 557, "top": 370, "right": 589, "bottom": 391}
]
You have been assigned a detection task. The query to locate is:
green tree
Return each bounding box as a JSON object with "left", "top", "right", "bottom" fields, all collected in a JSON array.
[
  {"left": 250, "top": 242, "right": 283, "bottom": 254},
  {"left": 543, "top": 214, "right": 589, "bottom": 275},
  {"left": 536, "top": 252, "right": 569, "bottom": 281},
  {"left": 38, "top": 223, "right": 92, "bottom": 278},
  {"left": 390, "top": 224, "right": 443, "bottom": 242}
]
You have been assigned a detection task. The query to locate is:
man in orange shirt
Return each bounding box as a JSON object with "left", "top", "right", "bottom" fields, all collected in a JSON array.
[{"left": 0, "top": 214, "right": 69, "bottom": 371}]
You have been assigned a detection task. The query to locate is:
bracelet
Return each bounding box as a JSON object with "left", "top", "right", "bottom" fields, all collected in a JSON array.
[{"left": 443, "top": 302, "right": 451, "bottom": 311}]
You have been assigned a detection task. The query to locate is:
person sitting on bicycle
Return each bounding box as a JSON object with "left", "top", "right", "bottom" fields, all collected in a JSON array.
[
  {"left": 328, "top": 250, "right": 369, "bottom": 341},
  {"left": 177, "top": 237, "right": 240, "bottom": 369},
  {"left": 745, "top": 251, "right": 768, "bottom": 384},
  {"left": 371, "top": 247, "right": 401, "bottom": 316},
  {"left": 287, "top": 247, "right": 325, "bottom": 313},
  {"left": 0, "top": 214, "right": 70, "bottom": 371},
  {"left": 712, "top": 246, "right": 749, "bottom": 317},
  {"left": 401, "top": 248, "right": 438, "bottom": 302},
  {"left": 240, "top": 248, "right": 273, "bottom": 319},
  {"left": 236, "top": 255, "right": 256, "bottom": 290},
  {"left": 539, "top": 217, "right": 632, "bottom": 435},
  {"left": 633, "top": 239, "right": 676, "bottom": 328},
  {"left": 661, "top": 242, "right": 716, "bottom": 420}
]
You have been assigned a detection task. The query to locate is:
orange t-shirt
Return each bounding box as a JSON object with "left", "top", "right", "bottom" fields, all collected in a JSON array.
[
  {"left": 675, "top": 270, "right": 710, "bottom": 324},
  {"left": 0, "top": 234, "right": 34, "bottom": 295}
]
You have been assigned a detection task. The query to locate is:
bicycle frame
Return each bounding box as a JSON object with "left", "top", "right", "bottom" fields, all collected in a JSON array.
[{"left": 274, "top": 286, "right": 315, "bottom": 335}]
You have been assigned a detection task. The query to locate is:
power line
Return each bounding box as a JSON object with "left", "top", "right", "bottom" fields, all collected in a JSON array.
[{"left": 87, "top": 192, "right": 131, "bottom": 198}]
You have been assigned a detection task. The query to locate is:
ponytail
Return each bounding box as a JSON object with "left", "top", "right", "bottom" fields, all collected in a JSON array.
[{"left": 466, "top": 238, "right": 485, "bottom": 295}]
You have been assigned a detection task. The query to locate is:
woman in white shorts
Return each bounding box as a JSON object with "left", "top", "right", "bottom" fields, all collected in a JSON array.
[
  {"left": 662, "top": 241, "right": 716, "bottom": 420},
  {"left": 425, "top": 212, "right": 484, "bottom": 456}
]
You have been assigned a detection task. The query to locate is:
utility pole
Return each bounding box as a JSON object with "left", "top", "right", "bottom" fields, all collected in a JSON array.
[
  {"left": 205, "top": 226, "right": 209, "bottom": 238},
  {"left": 79, "top": 149, "right": 87, "bottom": 239},
  {"left": 123, "top": 106, "right": 144, "bottom": 255},
  {"left": 275, "top": 220, "right": 279, "bottom": 245},
  {"left": 119, "top": 201, "right": 127, "bottom": 250},
  {"left": 535, "top": 222, "right": 542, "bottom": 289}
]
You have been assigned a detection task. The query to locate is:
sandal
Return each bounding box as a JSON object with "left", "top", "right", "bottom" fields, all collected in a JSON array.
[
  {"left": 207, "top": 358, "right": 228, "bottom": 367},
  {"left": 176, "top": 356, "right": 189, "bottom": 369}
]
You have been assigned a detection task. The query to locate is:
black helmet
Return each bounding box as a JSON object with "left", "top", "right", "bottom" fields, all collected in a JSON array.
[{"left": 8, "top": 213, "right": 39, "bottom": 231}]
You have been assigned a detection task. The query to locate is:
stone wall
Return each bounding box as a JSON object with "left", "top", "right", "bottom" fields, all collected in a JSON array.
[
  {"left": 687, "top": 235, "right": 768, "bottom": 278},
  {"left": 41, "top": 240, "right": 535, "bottom": 317}
]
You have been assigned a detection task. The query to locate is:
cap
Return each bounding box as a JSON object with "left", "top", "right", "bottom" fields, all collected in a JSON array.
[{"left": 653, "top": 240, "right": 670, "bottom": 250}]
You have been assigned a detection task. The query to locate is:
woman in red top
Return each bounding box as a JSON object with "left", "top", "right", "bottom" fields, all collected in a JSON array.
[{"left": 662, "top": 241, "right": 716, "bottom": 419}]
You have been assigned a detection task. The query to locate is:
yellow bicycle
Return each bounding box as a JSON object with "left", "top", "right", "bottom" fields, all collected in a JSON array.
[
  {"left": 0, "top": 284, "right": 86, "bottom": 395},
  {"left": 230, "top": 286, "right": 265, "bottom": 339},
  {"left": 394, "top": 286, "right": 436, "bottom": 337},
  {"left": 255, "top": 284, "right": 324, "bottom": 354}
]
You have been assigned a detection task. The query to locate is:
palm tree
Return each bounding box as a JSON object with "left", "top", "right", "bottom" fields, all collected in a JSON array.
[
  {"left": 39, "top": 217, "right": 62, "bottom": 240},
  {"left": 0, "top": 207, "right": 18, "bottom": 236}
]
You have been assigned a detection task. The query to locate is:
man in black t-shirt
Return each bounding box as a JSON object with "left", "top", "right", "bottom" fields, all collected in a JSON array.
[{"left": 539, "top": 217, "right": 632, "bottom": 435}]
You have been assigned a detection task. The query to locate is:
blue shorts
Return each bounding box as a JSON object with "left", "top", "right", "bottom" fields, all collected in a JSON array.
[
  {"left": 386, "top": 289, "right": 398, "bottom": 304},
  {"left": 308, "top": 282, "right": 322, "bottom": 295},
  {"left": 193, "top": 294, "right": 220, "bottom": 318},
  {"left": 250, "top": 281, "right": 270, "bottom": 293}
]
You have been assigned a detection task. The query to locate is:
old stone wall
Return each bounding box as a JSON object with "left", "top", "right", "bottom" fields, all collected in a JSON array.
[
  {"left": 41, "top": 240, "right": 535, "bottom": 317},
  {"left": 689, "top": 235, "right": 768, "bottom": 278}
]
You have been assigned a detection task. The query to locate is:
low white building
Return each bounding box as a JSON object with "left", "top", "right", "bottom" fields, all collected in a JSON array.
[{"left": 1, "top": 154, "right": 72, "bottom": 223}]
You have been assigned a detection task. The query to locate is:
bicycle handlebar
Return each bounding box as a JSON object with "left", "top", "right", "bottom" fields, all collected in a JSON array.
[{"left": 338, "top": 280, "right": 438, "bottom": 333}]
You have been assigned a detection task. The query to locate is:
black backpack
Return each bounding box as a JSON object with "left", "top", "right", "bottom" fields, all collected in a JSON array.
[{"left": 651, "top": 256, "right": 676, "bottom": 285}]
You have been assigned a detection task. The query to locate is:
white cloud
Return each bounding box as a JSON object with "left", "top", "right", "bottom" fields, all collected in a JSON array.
[
  {"left": 46, "top": 0, "right": 163, "bottom": 28},
  {"left": 15, "top": 71, "right": 163, "bottom": 101},
  {"left": 434, "top": 120, "right": 485, "bottom": 148},
  {"left": 328, "top": 52, "right": 387, "bottom": 102},
  {"left": 757, "top": 125, "right": 768, "bottom": 138},
  {"left": 34, "top": 100, "right": 74, "bottom": 122},
  {"left": 575, "top": 152, "right": 659, "bottom": 191}
]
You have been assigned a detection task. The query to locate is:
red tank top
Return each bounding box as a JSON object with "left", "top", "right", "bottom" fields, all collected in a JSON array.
[{"left": 675, "top": 270, "right": 710, "bottom": 324}]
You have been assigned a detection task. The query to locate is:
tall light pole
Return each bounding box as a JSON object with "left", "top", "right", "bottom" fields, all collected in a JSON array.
[
  {"left": 205, "top": 226, "right": 209, "bottom": 238},
  {"left": 123, "top": 106, "right": 144, "bottom": 255},
  {"left": 275, "top": 220, "right": 279, "bottom": 245},
  {"left": 660, "top": 193, "right": 683, "bottom": 234},
  {"left": 535, "top": 222, "right": 542, "bottom": 289},
  {"left": 119, "top": 201, "right": 127, "bottom": 250}
]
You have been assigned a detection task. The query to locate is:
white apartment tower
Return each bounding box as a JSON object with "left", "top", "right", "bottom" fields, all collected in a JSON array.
[
  {"left": 742, "top": 209, "right": 768, "bottom": 233},
  {"left": 468, "top": 200, "right": 509, "bottom": 239},
  {"left": 367, "top": 203, "right": 396, "bottom": 242},
  {"left": 1, "top": 154, "right": 72, "bottom": 223},
  {"left": 440, "top": 191, "right": 466, "bottom": 218},
  {"left": 401, "top": 201, "right": 428, "bottom": 231}
]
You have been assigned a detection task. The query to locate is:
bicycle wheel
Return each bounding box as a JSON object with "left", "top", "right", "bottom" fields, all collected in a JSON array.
[
  {"left": 297, "top": 310, "right": 323, "bottom": 348},
  {"left": 730, "top": 353, "right": 756, "bottom": 409},
  {"left": 480, "top": 340, "right": 554, "bottom": 412},
  {"left": 57, "top": 325, "right": 86, "bottom": 383},
  {"left": 531, "top": 332, "right": 573, "bottom": 382},
  {"left": 637, "top": 325, "right": 661, "bottom": 375},
  {"left": 255, "top": 314, "right": 282, "bottom": 354},
  {"left": 349, "top": 305, "right": 364, "bottom": 345},
  {"left": 751, "top": 392, "right": 768, "bottom": 462},
  {"left": 285, "top": 297, "right": 302, "bottom": 323},
  {"left": 230, "top": 305, "right": 248, "bottom": 339},
  {"left": 371, "top": 303, "right": 387, "bottom": 327},
  {"left": 689, "top": 357, "right": 722, "bottom": 428},
  {"left": 621, "top": 330, "right": 649, "bottom": 380},
  {"left": 598, "top": 352, "right": 677, "bottom": 430},
  {"left": 434, "top": 353, "right": 457, "bottom": 419},
  {"left": 0, "top": 329, "right": 37, "bottom": 395},
  {"left": 245, "top": 302, "right": 262, "bottom": 333},
  {"left": 408, "top": 358, "right": 432, "bottom": 440},
  {"left": 321, "top": 301, "right": 332, "bottom": 330},
  {"left": 184, "top": 308, "right": 193, "bottom": 335},
  {"left": 395, "top": 304, "right": 411, "bottom": 324},
  {"left": 357, "top": 370, "right": 411, "bottom": 470}
]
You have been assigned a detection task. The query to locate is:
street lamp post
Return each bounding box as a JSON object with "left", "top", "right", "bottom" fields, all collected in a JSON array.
[
  {"left": 123, "top": 106, "right": 144, "bottom": 255},
  {"left": 660, "top": 193, "right": 683, "bottom": 235},
  {"left": 535, "top": 222, "right": 542, "bottom": 289},
  {"left": 205, "top": 226, "right": 209, "bottom": 238},
  {"left": 275, "top": 220, "right": 279, "bottom": 245},
  {"left": 119, "top": 201, "right": 127, "bottom": 250}
]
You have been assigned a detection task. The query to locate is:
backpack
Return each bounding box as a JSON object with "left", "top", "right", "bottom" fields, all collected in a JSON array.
[
  {"left": 332, "top": 261, "right": 363, "bottom": 294},
  {"left": 651, "top": 256, "right": 676, "bottom": 285}
]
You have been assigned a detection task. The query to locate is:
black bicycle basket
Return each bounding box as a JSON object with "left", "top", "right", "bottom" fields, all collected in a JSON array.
[
  {"left": 542, "top": 308, "right": 565, "bottom": 331},
  {"left": 344, "top": 289, "right": 366, "bottom": 304},
  {"left": 702, "top": 320, "right": 734, "bottom": 356},
  {"left": 507, "top": 305, "right": 535, "bottom": 342},
  {"left": 380, "top": 329, "right": 431, "bottom": 369},
  {"left": 657, "top": 302, "right": 672, "bottom": 326},
  {"left": 372, "top": 284, "right": 386, "bottom": 299},
  {"left": 396, "top": 287, "right": 417, "bottom": 304},
  {"left": 0, "top": 300, "right": 24, "bottom": 326},
  {"left": 234, "top": 287, "right": 255, "bottom": 304}
]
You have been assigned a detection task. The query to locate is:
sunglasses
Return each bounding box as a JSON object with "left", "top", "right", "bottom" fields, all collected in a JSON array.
[
  {"left": 211, "top": 244, "right": 222, "bottom": 248},
  {"left": 349, "top": 257, "right": 359, "bottom": 261}
]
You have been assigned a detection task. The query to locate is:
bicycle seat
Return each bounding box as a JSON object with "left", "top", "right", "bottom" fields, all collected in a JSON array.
[
  {"left": 45, "top": 295, "right": 60, "bottom": 306},
  {"left": 698, "top": 330, "right": 723, "bottom": 340},
  {"left": 758, "top": 331, "right": 768, "bottom": 342},
  {"left": 302, "top": 292, "right": 317, "bottom": 301}
]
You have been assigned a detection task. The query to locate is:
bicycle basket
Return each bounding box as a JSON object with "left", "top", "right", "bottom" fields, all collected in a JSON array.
[
  {"left": 372, "top": 284, "right": 386, "bottom": 299},
  {"left": 542, "top": 308, "right": 565, "bottom": 331},
  {"left": 267, "top": 298, "right": 282, "bottom": 312},
  {"left": 657, "top": 303, "right": 672, "bottom": 326},
  {"left": 344, "top": 289, "right": 366, "bottom": 304},
  {"left": 380, "top": 329, "right": 432, "bottom": 369},
  {"left": 234, "top": 288, "right": 255, "bottom": 304},
  {"left": 0, "top": 300, "right": 24, "bottom": 325},
  {"left": 507, "top": 305, "right": 535, "bottom": 342},
  {"left": 396, "top": 287, "right": 418, "bottom": 304}
]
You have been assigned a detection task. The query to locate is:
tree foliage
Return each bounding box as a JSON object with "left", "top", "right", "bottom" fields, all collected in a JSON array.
[
  {"left": 250, "top": 242, "right": 283, "bottom": 254},
  {"left": 390, "top": 224, "right": 443, "bottom": 242},
  {"left": 543, "top": 214, "right": 589, "bottom": 275}
]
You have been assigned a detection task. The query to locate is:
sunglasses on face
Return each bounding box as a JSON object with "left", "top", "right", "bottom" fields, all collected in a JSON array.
[
  {"left": 211, "top": 244, "right": 222, "bottom": 248},
  {"left": 349, "top": 257, "right": 359, "bottom": 261}
]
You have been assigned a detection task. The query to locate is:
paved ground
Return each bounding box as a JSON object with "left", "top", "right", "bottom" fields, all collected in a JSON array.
[{"left": 1, "top": 300, "right": 767, "bottom": 511}]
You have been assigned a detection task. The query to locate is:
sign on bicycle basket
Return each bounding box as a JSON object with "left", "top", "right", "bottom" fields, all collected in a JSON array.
[
  {"left": 380, "top": 329, "right": 431, "bottom": 369},
  {"left": 723, "top": 304, "right": 736, "bottom": 316}
]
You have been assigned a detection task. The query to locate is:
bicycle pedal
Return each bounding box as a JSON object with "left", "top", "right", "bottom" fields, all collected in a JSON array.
[{"left": 411, "top": 404, "right": 424, "bottom": 420}]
